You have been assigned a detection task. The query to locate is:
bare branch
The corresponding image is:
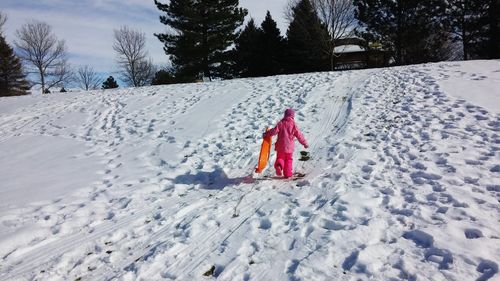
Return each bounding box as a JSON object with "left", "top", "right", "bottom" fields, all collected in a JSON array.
[
  {"left": 284, "top": 0, "right": 302, "bottom": 23},
  {"left": 46, "top": 60, "right": 74, "bottom": 89},
  {"left": 15, "top": 21, "right": 71, "bottom": 94},
  {"left": 0, "top": 11, "right": 7, "bottom": 34},
  {"left": 314, "top": 0, "right": 356, "bottom": 42},
  {"left": 113, "top": 26, "right": 154, "bottom": 87},
  {"left": 77, "top": 65, "right": 102, "bottom": 91},
  {"left": 134, "top": 58, "right": 157, "bottom": 87},
  {"left": 312, "top": 0, "right": 357, "bottom": 70}
]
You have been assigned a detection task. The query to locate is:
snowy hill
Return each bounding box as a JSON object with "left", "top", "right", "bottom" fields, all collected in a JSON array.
[{"left": 0, "top": 60, "right": 499, "bottom": 281}]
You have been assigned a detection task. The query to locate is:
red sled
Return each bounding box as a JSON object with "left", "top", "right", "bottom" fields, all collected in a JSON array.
[{"left": 255, "top": 128, "right": 272, "bottom": 173}]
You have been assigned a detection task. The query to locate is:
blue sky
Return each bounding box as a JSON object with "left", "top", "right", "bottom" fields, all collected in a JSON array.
[{"left": 1, "top": 0, "right": 290, "bottom": 80}]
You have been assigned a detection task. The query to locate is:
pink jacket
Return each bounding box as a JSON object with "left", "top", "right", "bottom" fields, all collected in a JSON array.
[{"left": 265, "top": 109, "right": 308, "bottom": 153}]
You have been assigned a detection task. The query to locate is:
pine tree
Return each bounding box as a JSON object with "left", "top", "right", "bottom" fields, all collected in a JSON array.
[
  {"left": 447, "top": 0, "right": 491, "bottom": 60},
  {"left": 152, "top": 69, "right": 176, "bottom": 85},
  {"left": 233, "top": 19, "right": 263, "bottom": 77},
  {"left": 355, "top": 0, "right": 449, "bottom": 65},
  {"left": 284, "top": 0, "right": 330, "bottom": 74},
  {"left": 260, "top": 11, "right": 285, "bottom": 76},
  {"left": 488, "top": 0, "right": 500, "bottom": 58},
  {"left": 155, "top": 0, "right": 247, "bottom": 81},
  {"left": 0, "top": 35, "right": 29, "bottom": 97},
  {"left": 102, "top": 76, "right": 119, "bottom": 89}
]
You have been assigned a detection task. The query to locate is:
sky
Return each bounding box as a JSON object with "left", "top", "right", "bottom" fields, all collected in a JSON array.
[{"left": 1, "top": 0, "right": 290, "bottom": 79}]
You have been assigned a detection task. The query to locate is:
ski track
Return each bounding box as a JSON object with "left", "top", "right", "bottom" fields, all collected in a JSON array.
[{"left": 1, "top": 62, "right": 499, "bottom": 281}]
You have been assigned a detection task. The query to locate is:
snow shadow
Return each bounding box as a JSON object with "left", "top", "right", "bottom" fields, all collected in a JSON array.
[
  {"left": 172, "top": 167, "right": 254, "bottom": 190},
  {"left": 424, "top": 247, "right": 453, "bottom": 269},
  {"left": 476, "top": 260, "right": 498, "bottom": 281},
  {"left": 342, "top": 250, "right": 359, "bottom": 271},
  {"left": 403, "top": 230, "right": 434, "bottom": 248}
]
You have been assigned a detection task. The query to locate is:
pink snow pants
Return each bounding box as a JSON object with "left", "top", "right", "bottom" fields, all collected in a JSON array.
[{"left": 275, "top": 151, "right": 293, "bottom": 178}]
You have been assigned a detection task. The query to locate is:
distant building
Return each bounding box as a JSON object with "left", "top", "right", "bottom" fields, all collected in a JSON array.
[{"left": 333, "top": 38, "right": 390, "bottom": 70}]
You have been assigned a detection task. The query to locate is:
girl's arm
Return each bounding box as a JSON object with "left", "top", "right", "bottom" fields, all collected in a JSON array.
[
  {"left": 294, "top": 126, "right": 308, "bottom": 148},
  {"left": 264, "top": 123, "right": 280, "bottom": 138}
]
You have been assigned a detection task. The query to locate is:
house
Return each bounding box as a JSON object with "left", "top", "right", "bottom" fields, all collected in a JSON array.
[{"left": 333, "top": 38, "right": 390, "bottom": 70}]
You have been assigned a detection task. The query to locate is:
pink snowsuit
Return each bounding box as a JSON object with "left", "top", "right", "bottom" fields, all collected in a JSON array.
[{"left": 264, "top": 109, "right": 308, "bottom": 178}]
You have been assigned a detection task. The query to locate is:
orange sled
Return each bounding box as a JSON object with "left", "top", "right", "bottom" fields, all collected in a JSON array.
[{"left": 255, "top": 128, "right": 272, "bottom": 173}]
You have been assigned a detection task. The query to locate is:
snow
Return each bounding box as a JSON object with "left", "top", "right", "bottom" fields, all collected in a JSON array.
[
  {"left": 0, "top": 60, "right": 499, "bottom": 281},
  {"left": 0, "top": 135, "right": 104, "bottom": 209},
  {"left": 334, "top": 44, "right": 365, "bottom": 53},
  {"left": 431, "top": 60, "right": 500, "bottom": 114}
]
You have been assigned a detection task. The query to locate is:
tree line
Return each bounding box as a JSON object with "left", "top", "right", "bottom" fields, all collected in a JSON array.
[
  {"left": 0, "top": 11, "right": 155, "bottom": 96},
  {"left": 1, "top": 0, "right": 499, "bottom": 96},
  {"left": 158, "top": 0, "right": 500, "bottom": 82}
]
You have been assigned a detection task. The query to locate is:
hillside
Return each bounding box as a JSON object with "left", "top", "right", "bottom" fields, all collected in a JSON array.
[{"left": 0, "top": 60, "right": 499, "bottom": 281}]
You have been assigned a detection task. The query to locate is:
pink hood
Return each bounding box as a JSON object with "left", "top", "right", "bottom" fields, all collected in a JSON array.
[{"left": 265, "top": 110, "right": 308, "bottom": 153}]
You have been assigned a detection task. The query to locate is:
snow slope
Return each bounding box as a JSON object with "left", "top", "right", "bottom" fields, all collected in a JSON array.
[{"left": 0, "top": 60, "right": 499, "bottom": 281}]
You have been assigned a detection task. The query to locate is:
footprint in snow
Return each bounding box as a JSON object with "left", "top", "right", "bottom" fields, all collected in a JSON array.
[
  {"left": 464, "top": 228, "right": 483, "bottom": 239},
  {"left": 403, "top": 229, "right": 434, "bottom": 248},
  {"left": 424, "top": 247, "right": 453, "bottom": 269},
  {"left": 476, "top": 260, "right": 499, "bottom": 281},
  {"left": 489, "top": 165, "right": 500, "bottom": 173},
  {"left": 342, "top": 250, "right": 359, "bottom": 272}
]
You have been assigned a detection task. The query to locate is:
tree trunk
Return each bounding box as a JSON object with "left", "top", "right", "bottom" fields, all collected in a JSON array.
[
  {"left": 462, "top": 2, "right": 468, "bottom": 60},
  {"left": 40, "top": 69, "right": 45, "bottom": 94},
  {"left": 330, "top": 52, "right": 334, "bottom": 71},
  {"left": 203, "top": 33, "right": 209, "bottom": 79},
  {"left": 489, "top": 0, "right": 500, "bottom": 58},
  {"left": 201, "top": 6, "right": 210, "bottom": 80},
  {"left": 395, "top": 4, "right": 403, "bottom": 65},
  {"left": 462, "top": 28, "right": 468, "bottom": 60},
  {"left": 330, "top": 44, "right": 335, "bottom": 71},
  {"left": 131, "top": 61, "right": 136, "bottom": 87}
]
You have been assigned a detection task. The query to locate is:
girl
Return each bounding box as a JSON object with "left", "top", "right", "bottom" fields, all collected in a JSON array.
[{"left": 264, "top": 108, "right": 308, "bottom": 178}]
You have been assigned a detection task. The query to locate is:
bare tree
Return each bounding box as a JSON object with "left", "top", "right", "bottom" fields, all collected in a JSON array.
[
  {"left": 284, "top": 0, "right": 356, "bottom": 70},
  {"left": 77, "top": 65, "right": 102, "bottom": 91},
  {"left": 284, "top": 0, "right": 301, "bottom": 22},
  {"left": 313, "top": 0, "right": 357, "bottom": 70},
  {"left": 113, "top": 26, "right": 155, "bottom": 87},
  {"left": 0, "top": 11, "right": 7, "bottom": 34},
  {"left": 15, "top": 21, "right": 72, "bottom": 94},
  {"left": 134, "top": 58, "right": 156, "bottom": 86}
]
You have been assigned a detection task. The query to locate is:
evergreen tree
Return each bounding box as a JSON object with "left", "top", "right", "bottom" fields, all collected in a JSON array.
[
  {"left": 355, "top": 0, "right": 449, "bottom": 65},
  {"left": 152, "top": 69, "right": 177, "bottom": 85},
  {"left": 0, "top": 35, "right": 29, "bottom": 97},
  {"left": 60, "top": 87, "right": 67, "bottom": 93},
  {"left": 284, "top": 0, "right": 330, "bottom": 74},
  {"left": 102, "top": 76, "right": 119, "bottom": 89},
  {"left": 155, "top": 0, "right": 247, "bottom": 81},
  {"left": 447, "top": 0, "right": 491, "bottom": 60},
  {"left": 488, "top": 0, "right": 500, "bottom": 58},
  {"left": 260, "top": 11, "right": 285, "bottom": 76},
  {"left": 233, "top": 19, "right": 263, "bottom": 77}
]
